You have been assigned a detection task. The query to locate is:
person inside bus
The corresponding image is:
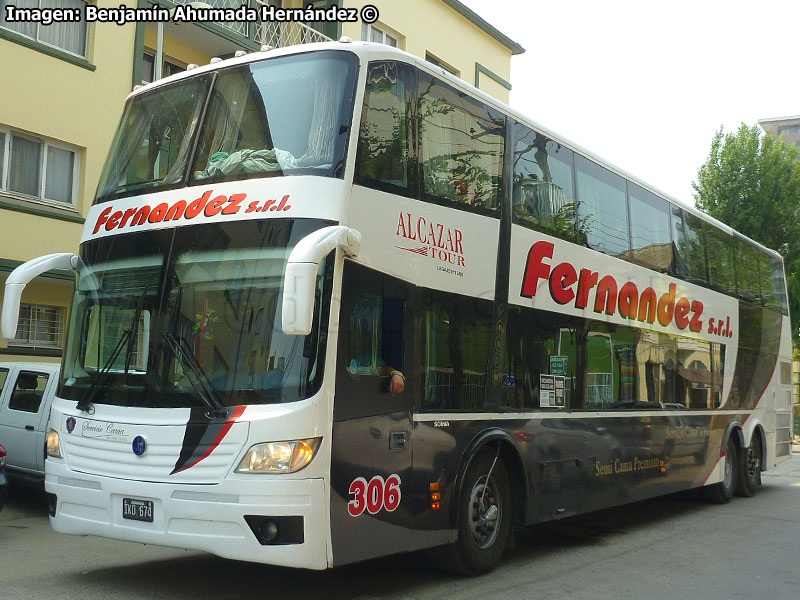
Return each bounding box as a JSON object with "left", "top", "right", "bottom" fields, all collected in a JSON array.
[{"left": 347, "top": 292, "right": 405, "bottom": 396}]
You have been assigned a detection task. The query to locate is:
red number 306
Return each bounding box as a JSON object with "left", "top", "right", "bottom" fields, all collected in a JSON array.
[{"left": 347, "top": 474, "right": 402, "bottom": 517}]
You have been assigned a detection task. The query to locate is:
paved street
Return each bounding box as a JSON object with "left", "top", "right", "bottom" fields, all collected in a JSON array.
[{"left": 2, "top": 449, "right": 799, "bottom": 600}]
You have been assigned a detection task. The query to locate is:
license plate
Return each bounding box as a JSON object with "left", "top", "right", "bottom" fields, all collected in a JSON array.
[{"left": 122, "top": 498, "right": 154, "bottom": 522}]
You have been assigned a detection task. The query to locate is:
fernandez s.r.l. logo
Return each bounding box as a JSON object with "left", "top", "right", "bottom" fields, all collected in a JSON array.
[
  {"left": 92, "top": 190, "right": 292, "bottom": 235},
  {"left": 394, "top": 211, "right": 465, "bottom": 268}
]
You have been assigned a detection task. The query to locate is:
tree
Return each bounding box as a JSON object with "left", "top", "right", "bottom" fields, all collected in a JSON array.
[{"left": 694, "top": 123, "right": 800, "bottom": 344}]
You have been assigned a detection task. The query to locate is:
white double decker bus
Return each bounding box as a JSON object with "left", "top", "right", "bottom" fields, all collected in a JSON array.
[{"left": 2, "top": 41, "right": 792, "bottom": 575}]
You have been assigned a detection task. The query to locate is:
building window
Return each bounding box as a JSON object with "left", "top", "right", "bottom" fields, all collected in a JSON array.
[
  {"left": 425, "top": 52, "right": 459, "bottom": 77},
  {"left": 12, "top": 303, "right": 66, "bottom": 349},
  {"left": 0, "top": 0, "right": 88, "bottom": 58},
  {"left": 142, "top": 51, "right": 186, "bottom": 84},
  {"left": 777, "top": 125, "right": 800, "bottom": 136},
  {"left": 0, "top": 127, "right": 79, "bottom": 206},
  {"left": 361, "top": 22, "right": 398, "bottom": 47}
]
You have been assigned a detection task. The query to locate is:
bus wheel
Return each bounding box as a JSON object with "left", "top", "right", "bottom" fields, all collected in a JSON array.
[
  {"left": 429, "top": 450, "right": 512, "bottom": 575},
  {"left": 735, "top": 434, "right": 762, "bottom": 497},
  {"left": 703, "top": 436, "right": 738, "bottom": 504}
]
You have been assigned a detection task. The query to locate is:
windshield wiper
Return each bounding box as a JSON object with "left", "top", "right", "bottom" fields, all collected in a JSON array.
[
  {"left": 162, "top": 332, "right": 226, "bottom": 417},
  {"left": 76, "top": 287, "right": 148, "bottom": 412}
]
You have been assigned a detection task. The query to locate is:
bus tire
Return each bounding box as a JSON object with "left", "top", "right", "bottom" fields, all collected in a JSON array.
[
  {"left": 703, "top": 436, "right": 738, "bottom": 504},
  {"left": 429, "top": 450, "right": 512, "bottom": 576},
  {"left": 735, "top": 434, "right": 762, "bottom": 497}
]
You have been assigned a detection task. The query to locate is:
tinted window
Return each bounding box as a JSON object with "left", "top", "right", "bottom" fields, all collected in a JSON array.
[
  {"left": 501, "top": 308, "right": 580, "bottom": 409},
  {"left": 512, "top": 123, "right": 577, "bottom": 242},
  {"left": 672, "top": 211, "right": 708, "bottom": 285},
  {"left": 355, "top": 61, "right": 416, "bottom": 196},
  {"left": 8, "top": 371, "right": 49, "bottom": 413},
  {"left": 628, "top": 183, "right": 671, "bottom": 271},
  {"left": 336, "top": 261, "right": 411, "bottom": 421},
  {"left": 419, "top": 291, "right": 492, "bottom": 411},
  {"left": 767, "top": 257, "right": 789, "bottom": 315},
  {"left": 575, "top": 155, "right": 629, "bottom": 257},
  {"left": 580, "top": 324, "right": 722, "bottom": 410},
  {"left": 735, "top": 239, "right": 761, "bottom": 304},
  {"left": 418, "top": 73, "right": 505, "bottom": 214},
  {"left": 703, "top": 224, "right": 735, "bottom": 294}
]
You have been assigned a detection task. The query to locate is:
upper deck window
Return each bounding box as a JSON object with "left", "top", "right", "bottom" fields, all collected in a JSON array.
[
  {"left": 192, "top": 51, "right": 357, "bottom": 186},
  {"left": 418, "top": 73, "right": 504, "bottom": 214},
  {"left": 355, "top": 61, "right": 416, "bottom": 196},
  {"left": 575, "top": 155, "right": 629, "bottom": 257},
  {"left": 95, "top": 75, "right": 212, "bottom": 202},
  {"left": 627, "top": 183, "right": 671, "bottom": 272},
  {"left": 94, "top": 51, "right": 358, "bottom": 203},
  {"left": 512, "top": 122, "right": 577, "bottom": 243}
]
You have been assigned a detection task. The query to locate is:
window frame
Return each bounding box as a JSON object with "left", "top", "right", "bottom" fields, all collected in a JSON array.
[
  {"left": 9, "top": 302, "right": 67, "bottom": 349},
  {"left": 0, "top": 0, "right": 89, "bottom": 59},
  {"left": 7, "top": 370, "right": 50, "bottom": 413},
  {"left": 361, "top": 22, "right": 399, "bottom": 48},
  {"left": 141, "top": 49, "right": 187, "bottom": 84},
  {"left": 0, "top": 125, "right": 80, "bottom": 208}
]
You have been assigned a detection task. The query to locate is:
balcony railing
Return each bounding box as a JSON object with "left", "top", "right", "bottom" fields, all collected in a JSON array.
[
  {"left": 255, "top": 20, "right": 331, "bottom": 48},
  {"left": 196, "top": 0, "right": 250, "bottom": 37}
]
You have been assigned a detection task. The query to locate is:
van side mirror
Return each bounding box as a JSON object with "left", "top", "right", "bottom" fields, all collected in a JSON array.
[
  {"left": 2, "top": 253, "right": 78, "bottom": 340},
  {"left": 282, "top": 226, "right": 360, "bottom": 336}
]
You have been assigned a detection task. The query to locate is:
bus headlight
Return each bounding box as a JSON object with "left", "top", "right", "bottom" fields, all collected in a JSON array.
[
  {"left": 236, "top": 438, "right": 320, "bottom": 473},
  {"left": 46, "top": 429, "right": 62, "bottom": 458}
]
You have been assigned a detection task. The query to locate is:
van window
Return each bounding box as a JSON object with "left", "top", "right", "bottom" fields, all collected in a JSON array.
[
  {"left": 0, "top": 368, "right": 8, "bottom": 393},
  {"left": 8, "top": 371, "right": 49, "bottom": 413}
]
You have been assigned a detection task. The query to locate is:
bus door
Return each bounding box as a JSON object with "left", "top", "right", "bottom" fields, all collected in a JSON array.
[{"left": 329, "top": 261, "right": 415, "bottom": 566}]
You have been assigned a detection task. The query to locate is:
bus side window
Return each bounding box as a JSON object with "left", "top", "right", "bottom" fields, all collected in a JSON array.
[
  {"left": 355, "top": 61, "right": 417, "bottom": 196},
  {"left": 671, "top": 210, "right": 708, "bottom": 286},
  {"left": 574, "top": 155, "right": 630, "bottom": 258},
  {"left": 418, "top": 73, "right": 505, "bottom": 214},
  {"left": 418, "top": 291, "right": 492, "bottom": 411},
  {"left": 704, "top": 224, "right": 736, "bottom": 295},
  {"left": 734, "top": 239, "right": 762, "bottom": 304},
  {"left": 511, "top": 123, "right": 577, "bottom": 243},
  {"left": 346, "top": 293, "right": 405, "bottom": 377},
  {"left": 627, "top": 182, "right": 672, "bottom": 272},
  {"left": 501, "top": 307, "right": 579, "bottom": 410}
]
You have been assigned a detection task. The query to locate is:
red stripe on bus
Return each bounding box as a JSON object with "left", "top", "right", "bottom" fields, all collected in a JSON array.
[{"left": 174, "top": 406, "right": 246, "bottom": 474}]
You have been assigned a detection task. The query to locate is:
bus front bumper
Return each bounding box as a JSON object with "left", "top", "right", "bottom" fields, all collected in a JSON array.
[{"left": 45, "top": 462, "right": 329, "bottom": 570}]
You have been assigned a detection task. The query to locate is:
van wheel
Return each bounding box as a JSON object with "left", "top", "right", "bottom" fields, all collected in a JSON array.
[
  {"left": 703, "top": 436, "right": 738, "bottom": 504},
  {"left": 427, "top": 450, "right": 511, "bottom": 576},
  {"left": 735, "top": 434, "right": 762, "bottom": 497}
]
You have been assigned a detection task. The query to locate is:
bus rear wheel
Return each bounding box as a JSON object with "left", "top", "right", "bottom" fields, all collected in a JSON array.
[
  {"left": 703, "top": 436, "right": 738, "bottom": 504},
  {"left": 429, "top": 450, "right": 512, "bottom": 576},
  {"left": 735, "top": 434, "right": 762, "bottom": 497}
]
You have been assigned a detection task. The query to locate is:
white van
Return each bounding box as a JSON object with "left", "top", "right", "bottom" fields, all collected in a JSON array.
[{"left": 0, "top": 362, "right": 60, "bottom": 480}]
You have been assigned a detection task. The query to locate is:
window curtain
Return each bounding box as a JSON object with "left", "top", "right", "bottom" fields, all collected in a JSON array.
[
  {"left": 0, "top": 0, "right": 36, "bottom": 38},
  {"left": 10, "top": 135, "right": 41, "bottom": 197},
  {"left": 300, "top": 64, "right": 345, "bottom": 167},
  {"left": 45, "top": 146, "right": 74, "bottom": 203},
  {"left": 38, "top": 0, "right": 87, "bottom": 56}
]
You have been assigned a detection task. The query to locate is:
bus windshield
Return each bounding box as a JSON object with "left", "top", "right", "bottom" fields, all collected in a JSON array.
[
  {"left": 59, "top": 219, "right": 332, "bottom": 408},
  {"left": 95, "top": 50, "right": 358, "bottom": 202}
]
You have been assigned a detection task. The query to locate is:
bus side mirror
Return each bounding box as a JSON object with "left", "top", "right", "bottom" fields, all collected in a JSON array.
[
  {"left": 282, "top": 226, "right": 361, "bottom": 336},
  {"left": 2, "top": 253, "right": 78, "bottom": 340}
]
